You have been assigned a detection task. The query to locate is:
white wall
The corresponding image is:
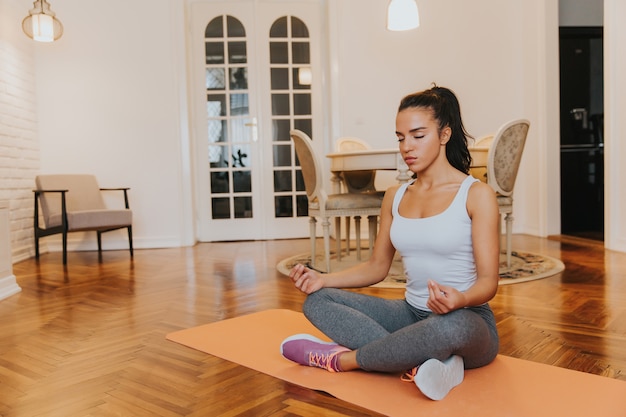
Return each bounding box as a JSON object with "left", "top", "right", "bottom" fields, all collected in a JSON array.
[
  {"left": 0, "top": 0, "right": 40, "bottom": 261},
  {"left": 34, "top": 0, "right": 193, "bottom": 251},
  {"left": 604, "top": 0, "right": 626, "bottom": 252},
  {"left": 328, "top": 0, "right": 559, "bottom": 239},
  {"left": 331, "top": 0, "right": 525, "bottom": 143}
]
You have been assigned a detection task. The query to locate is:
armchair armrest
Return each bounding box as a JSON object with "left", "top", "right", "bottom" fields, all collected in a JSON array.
[
  {"left": 33, "top": 189, "right": 68, "bottom": 231},
  {"left": 33, "top": 189, "right": 69, "bottom": 194},
  {"left": 100, "top": 187, "right": 131, "bottom": 209}
]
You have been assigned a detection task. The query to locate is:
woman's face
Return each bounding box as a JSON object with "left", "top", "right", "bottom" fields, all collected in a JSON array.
[{"left": 395, "top": 107, "right": 449, "bottom": 173}]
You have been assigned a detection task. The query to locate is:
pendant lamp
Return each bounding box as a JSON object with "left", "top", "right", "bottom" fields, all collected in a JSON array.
[
  {"left": 387, "top": 0, "right": 420, "bottom": 31},
  {"left": 22, "top": 0, "right": 63, "bottom": 42}
]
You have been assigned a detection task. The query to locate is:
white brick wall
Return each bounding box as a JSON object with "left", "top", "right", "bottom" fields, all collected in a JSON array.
[{"left": 0, "top": 2, "right": 40, "bottom": 263}]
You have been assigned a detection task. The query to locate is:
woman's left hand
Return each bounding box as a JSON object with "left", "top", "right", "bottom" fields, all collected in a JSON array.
[{"left": 426, "top": 280, "right": 467, "bottom": 314}]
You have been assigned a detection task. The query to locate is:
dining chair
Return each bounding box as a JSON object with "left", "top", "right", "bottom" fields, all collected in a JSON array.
[
  {"left": 485, "top": 119, "right": 530, "bottom": 268},
  {"left": 291, "top": 130, "right": 383, "bottom": 272},
  {"left": 34, "top": 174, "right": 133, "bottom": 264},
  {"left": 468, "top": 134, "right": 493, "bottom": 183},
  {"left": 335, "top": 137, "right": 383, "bottom": 260}
]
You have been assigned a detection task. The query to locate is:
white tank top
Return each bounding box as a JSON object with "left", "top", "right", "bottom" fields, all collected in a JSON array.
[{"left": 390, "top": 175, "right": 478, "bottom": 311}]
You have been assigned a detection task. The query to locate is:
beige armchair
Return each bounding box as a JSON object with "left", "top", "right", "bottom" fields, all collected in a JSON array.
[
  {"left": 291, "top": 130, "right": 383, "bottom": 272},
  {"left": 485, "top": 119, "right": 530, "bottom": 268},
  {"left": 34, "top": 174, "right": 133, "bottom": 264}
]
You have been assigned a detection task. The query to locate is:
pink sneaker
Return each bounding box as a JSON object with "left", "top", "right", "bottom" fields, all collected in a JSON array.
[{"left": 280, "top": 334, "right": 350, "bottom": 372}]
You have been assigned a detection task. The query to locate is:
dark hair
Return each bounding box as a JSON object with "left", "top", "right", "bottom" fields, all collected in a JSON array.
[{"left": 398, "top": 85, "right": 472, "bottom": 174}]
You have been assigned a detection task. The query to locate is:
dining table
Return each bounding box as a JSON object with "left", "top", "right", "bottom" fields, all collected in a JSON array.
[{"left": 326, "top": 146, "right": 490, "bottom": 193}]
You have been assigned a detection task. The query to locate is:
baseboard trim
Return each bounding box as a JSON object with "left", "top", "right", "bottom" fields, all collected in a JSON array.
[{"left": 0, "top": 274, "right": 21, "bottom": 301}]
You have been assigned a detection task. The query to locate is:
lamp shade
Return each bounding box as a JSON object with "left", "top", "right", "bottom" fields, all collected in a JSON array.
[
  {"left": 22, "top": 0, "right": 63, "bottom": 42},
  {"left": 387, "top": 0, "right": 420, "bottom": 31}
]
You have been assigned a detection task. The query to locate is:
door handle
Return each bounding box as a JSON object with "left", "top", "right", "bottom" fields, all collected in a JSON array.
[
  {"left": 570, "top": 108, "right": 588, "bottom": 129},
  {"left": 245, "top": 117, "right": 258, "bottom": 142}
]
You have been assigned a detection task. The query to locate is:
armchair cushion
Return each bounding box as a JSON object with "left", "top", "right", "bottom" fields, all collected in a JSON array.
[{"left": 48, "top": 209, "right": 132, "bottom": 231}]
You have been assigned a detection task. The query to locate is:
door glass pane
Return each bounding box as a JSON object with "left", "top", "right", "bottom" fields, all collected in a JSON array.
[
  {"left": 270, "top": 17, "right": 288, "bottom": 37},
  {"left": 274, "top": 171, "right": 292, "bottom": 192},
  {"left": 291, "top": 17, "right": 309, "bottom": 38},
  {"left": 209, "top": 145, "right": 230, "bottom": 167},
  {"left": 228, "top": 41, "right": 247, "bottom": 63},
  {"left": 295, "top": 170, "right": 305, "bottom": 191},
  {"left": 274, "top": 196, "right": 293, "bottom": 217},
  {"left": 207, "top": 94, "right": 226, "bottom": 116},
  {"left": 212, "top": 197, "right": 230, "bottom": 219},
  {"left": 296, "top": 195, "right": 308, "bottom": 216},
  {"left": 205, "top": 15, "right": 253, "bottom": 221},
  {"left": 205, "top": 17, "right": 223, "bottom": 38},
  {"left": 294, "top": 119, "right": 312, "bottom": 137},
  {"left": 234, "top": 197, "right": 252, "bottom": 218},
  {"left": 226, "top": 15, "right": 245, "bottom": 37},
  {"left": 205, "top": 42, "right": 225, "bottom": 64},
  {"left": 233, "top": 171, "right": 251, "bottom": 192},
  {"left": 269, "top": 16, "right": 312, "bottom": 219},
  {"left": 293, "top": 93, "right": 311, "bottom": 115},
  {"left": 292, "top": 42, "right": 310, "bottom": 64},
  {"left": 230, "top": 94, "right": 249, "bottom": 115},
  {"left": 273, "top": 119, "right": 291, "bottom": 141},
  {"left": 230, "top": 119, "right": 248, "bottom": 143},
  {"left": 293, "top": 68, "right": 311, "bottom": 90},
  {"left": 271, "top": 68, "right": 289, "bottom": 90},
  {"left": 229, "top": 67, "right": 248, "bottom": 89},
  {"left": 210, "top": 172, "right": 229, "bottom": 193},
  {"left": 206, "top": 69, "right": 225, "bottom": 90},
  {"left": 269, "top": 42, "right": 289, "bottom": 63},
  {"left": 232, "top": 144, "right": 250, "bottom": 167},
  {"left": 208, "top": 120, "right": 227, "bottom": 144},
  {"left": 273, "top": 144, "right": 292, "bottom": 167},
  {"left": 271, "top": 94, "right": 290, "bottom": 115}
]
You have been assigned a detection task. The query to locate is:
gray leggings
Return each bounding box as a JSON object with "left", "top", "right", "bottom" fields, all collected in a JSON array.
[{"left": 302, "top": 288, "right": 499, "bottom": 373}]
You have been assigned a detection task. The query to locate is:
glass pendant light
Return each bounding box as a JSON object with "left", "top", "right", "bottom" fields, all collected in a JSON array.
[
  {"left": 22, "top": 0, "right": 63, "bottom": 43},
  {"left": 387, "top": 0, "right": 420, "bottom": 31}
]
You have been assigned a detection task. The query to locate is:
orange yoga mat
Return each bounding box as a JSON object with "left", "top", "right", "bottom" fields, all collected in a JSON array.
[{"left": 167, "top": 309, "right": 626, "bottom": 417}]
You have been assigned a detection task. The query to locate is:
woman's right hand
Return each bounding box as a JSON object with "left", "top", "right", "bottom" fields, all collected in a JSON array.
[{"left": 289, "top": 263, "right": 325, "bottom": 294}]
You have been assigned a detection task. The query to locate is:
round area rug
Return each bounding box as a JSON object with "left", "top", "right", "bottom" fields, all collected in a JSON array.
[{"left": 276, "top": 249, "right": 565, "bottom": 287}]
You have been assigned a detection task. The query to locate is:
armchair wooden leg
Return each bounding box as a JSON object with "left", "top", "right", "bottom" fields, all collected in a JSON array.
[
  {"left": 62, "top": 231, "right": 68, "bottom": 265},
  {"left": 127, "top": 226, "right": 133, "bottom": 257},
  {"left": 97, "top": 231, "right": 103, "bottom": 254}
]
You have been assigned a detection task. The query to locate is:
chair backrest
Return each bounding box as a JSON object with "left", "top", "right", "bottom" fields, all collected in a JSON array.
[
  {"left": 487, "top": 119, "right": 530, "bottom": 197},
  {"left": 335, "top": 137, "right": 377, "bottom": 193},
  {"left": 35, "top": 174, "right": 106, "bottom": 226},
  {"left": 290, "top": 130, "right": 328, "bottom": 209},
  {"left": 335, "top": 137, "right": 371, "bottom": 152}
]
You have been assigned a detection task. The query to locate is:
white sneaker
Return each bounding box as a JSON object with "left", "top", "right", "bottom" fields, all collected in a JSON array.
[{"left": 415, "top": 355, "right": 464, "bottom": 400}]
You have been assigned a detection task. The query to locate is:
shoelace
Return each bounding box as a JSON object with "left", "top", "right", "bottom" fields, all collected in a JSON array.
[
  {"left": 400, "top": 366, "right": 418, "bottom": 382},
  {"left": 308, "top": 350, "right": 342, "bottom": 372}
]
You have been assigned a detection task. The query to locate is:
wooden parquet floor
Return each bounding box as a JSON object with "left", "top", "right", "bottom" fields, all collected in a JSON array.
[{"left": 1, "top": 234, "right": 625, "bottom": 416}]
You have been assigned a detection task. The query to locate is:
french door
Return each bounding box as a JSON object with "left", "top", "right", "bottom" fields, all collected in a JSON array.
[{"left": 189, "top": 0, "right": 324, "bottom": 241}]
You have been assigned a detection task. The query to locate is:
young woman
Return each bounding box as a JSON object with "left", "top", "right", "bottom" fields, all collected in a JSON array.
[{"left": 281, "top": 85, "right": 500, "bottom": 401}]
